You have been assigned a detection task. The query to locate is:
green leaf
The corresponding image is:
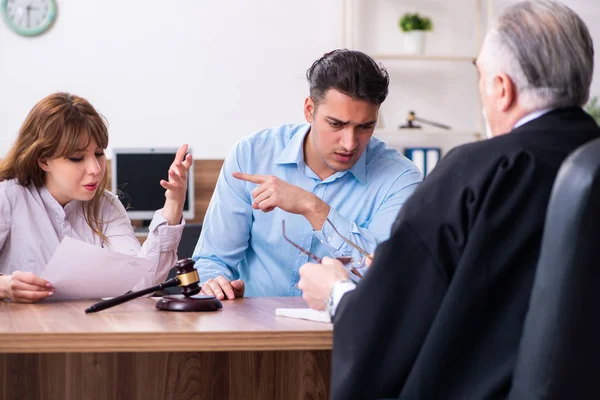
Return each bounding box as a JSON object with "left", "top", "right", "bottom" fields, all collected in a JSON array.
[
  {"left": 585, "top": 96, "right": 600, "bottom": 125},
  {"left": 399, "top": 13, "right": 433, "bottom": 32}
]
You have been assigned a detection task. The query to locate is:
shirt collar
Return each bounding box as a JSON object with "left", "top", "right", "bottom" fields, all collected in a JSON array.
[
  {"left": 513, "top": 108, "right": 554, "bottom": 129},
  {"left": 346, "top": 150, "right": 367, "bottom": 185},
  {"left": 273, "top": 124, "right": 368, "bottom": 184},
  {"left": 274, "top": 124, "right": 310, "bottom": 166},
  {"left": 38, "top": 185, "right": 77, "bottom": 219}
]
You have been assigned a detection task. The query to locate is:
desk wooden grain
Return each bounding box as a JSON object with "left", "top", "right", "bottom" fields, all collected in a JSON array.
[{"left": 0, "top": 297, "right": 333, "bottom": 400}]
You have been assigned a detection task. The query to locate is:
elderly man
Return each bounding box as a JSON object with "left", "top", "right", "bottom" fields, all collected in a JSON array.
[{"left": 298, "top": 1, "right": 600, "bottom": 398}]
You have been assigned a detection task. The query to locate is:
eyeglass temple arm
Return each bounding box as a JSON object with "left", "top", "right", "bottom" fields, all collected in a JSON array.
[
  {"left": 326, "top": 218, "right": 374, "bottom": 260},
  {"left": 282, "top": 220, "right": 323, "bottom": 263}
]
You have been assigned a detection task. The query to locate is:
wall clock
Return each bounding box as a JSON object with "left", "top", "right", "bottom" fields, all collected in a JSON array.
[{"left": 1, "top": 0, "right": 57, "bottom": 37}]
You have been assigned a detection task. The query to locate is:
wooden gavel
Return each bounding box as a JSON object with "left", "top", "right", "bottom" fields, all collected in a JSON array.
[
  {"left": 85, "top": 258, "right": 201, "bottom": 313},
  {"left": 399, "top": 111, "right": 451, "bottom": 130}
]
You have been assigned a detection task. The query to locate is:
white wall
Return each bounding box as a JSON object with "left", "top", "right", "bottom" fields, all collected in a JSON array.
[
  {"left": 0, "top": 0, "right": 341, "bottom": 159},
  {"left": 0, "top": 0, "right": 598, "bottom": 159}
]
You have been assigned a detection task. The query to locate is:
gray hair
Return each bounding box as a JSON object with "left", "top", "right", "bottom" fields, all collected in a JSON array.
[{"left": 478, "top": 0, "right": 594, "bottom": 110}]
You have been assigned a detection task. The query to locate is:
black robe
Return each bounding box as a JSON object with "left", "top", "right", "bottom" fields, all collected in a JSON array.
[{"left": 331, "top": 107, "right": 600, "bottom": 400}]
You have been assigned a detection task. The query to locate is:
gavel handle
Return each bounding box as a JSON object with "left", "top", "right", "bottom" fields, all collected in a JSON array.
[
  {"left": 413, "top": 117, "right": 451, "bottom": 130},
  {"left": 85, "top": 277, "right": 181, "bottom": 314}
]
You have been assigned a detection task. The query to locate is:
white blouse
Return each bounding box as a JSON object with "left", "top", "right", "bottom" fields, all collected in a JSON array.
[{"left": 0, "top": 179, "right": 184, "bottom": 292}]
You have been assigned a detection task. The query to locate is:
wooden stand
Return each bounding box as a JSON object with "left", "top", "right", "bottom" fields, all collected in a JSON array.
[{"left": 155, "top": 294, "right": 223, "bottom": 312}]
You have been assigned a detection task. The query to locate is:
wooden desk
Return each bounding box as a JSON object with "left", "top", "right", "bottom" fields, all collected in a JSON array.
[{"left": 0, "top": 297, "right": 332, "bottom": 400}]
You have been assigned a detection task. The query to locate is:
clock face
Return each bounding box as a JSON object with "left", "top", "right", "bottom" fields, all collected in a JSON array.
[{"left": 1, "top": 0, "right": 57, "bottom": 37}]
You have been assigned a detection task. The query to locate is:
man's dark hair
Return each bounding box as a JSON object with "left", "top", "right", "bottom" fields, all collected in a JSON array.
[{"left": 306, "top": 49, "right": 389, "bottom": 106}]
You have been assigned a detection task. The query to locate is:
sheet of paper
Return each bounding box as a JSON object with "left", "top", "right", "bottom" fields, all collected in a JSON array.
[
  {"left": 275, "top": 308, "right": 331, "bottom": 323},
  {"left": 41, "top": 236, "right": 154, "bottom": 301}
]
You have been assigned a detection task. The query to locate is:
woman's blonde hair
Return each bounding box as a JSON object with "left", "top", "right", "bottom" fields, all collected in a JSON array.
[{"left": 0, "top": 92, "right": 111, "bottom": 242}]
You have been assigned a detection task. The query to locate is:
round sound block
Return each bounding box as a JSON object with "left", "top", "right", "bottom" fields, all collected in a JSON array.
[{"left": 155, "top": 294, "right": 223, "bottom": 312}]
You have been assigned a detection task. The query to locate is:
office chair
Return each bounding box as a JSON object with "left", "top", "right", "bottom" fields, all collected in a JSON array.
[
  {"left": 162, "top": 223, "right": 203, "bottom": 295},
  {"left": 509, "top": 137, "right": 600, "bottom": 399}
]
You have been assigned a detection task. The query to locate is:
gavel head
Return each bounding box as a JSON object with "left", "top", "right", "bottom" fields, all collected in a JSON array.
[{"left": 173, "top": 258, "right": 201, "bottom": 297}]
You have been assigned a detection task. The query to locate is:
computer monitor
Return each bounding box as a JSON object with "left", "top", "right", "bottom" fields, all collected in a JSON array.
[{"left": 111, "top": 148, "right": 195, "bottom": 221}]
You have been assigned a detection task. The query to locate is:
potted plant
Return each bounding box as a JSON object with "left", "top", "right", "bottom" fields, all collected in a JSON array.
[
  {"left": 399, "top": 12, "right": 433, "bottom": 54},
  {"left": 585, "top": 96, "right": 600, "bottom": 126}
]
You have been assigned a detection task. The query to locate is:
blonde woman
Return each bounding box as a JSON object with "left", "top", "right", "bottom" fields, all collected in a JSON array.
[{"left": 0, "top": 92, "right": 192, "bottom": 302}]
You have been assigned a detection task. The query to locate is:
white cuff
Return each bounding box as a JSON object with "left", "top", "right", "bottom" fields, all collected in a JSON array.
[{"left": 326, "top": 279, "right": 356, "bottom": 318}]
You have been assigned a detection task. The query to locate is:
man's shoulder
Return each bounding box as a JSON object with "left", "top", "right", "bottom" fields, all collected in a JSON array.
[
  {"left": 446, "top": 112, "right": 599, "bottom": 168},
  {"left": 366, "top": 137, "right": 421, "bottom": 175},
  {"left": 432, "top": 125, "right": 588, "bottom": 188},
  {"left": 448, "top": 107, "right": 600, "bottom": 164},
  {"left": 224, "top": 124, "right": 309, "bottom": 173},
  {"left": 236, "top": 124, "right": 308, "bottom": 150},
  {"left": 443, "top": 133, "right": 529, "bottom": 167}
]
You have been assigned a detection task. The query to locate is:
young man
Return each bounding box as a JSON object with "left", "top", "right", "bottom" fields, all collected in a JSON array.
[
  {"left": 298, "top": 1, "right": 600, "bottom": 398},
  {"left": 193, "top": 49, "right": 422, "bottom": 299}
]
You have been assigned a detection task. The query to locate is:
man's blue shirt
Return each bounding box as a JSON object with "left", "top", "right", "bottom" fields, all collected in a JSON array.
[{"left": 192, "top": 124, "right": 422, "bottom": 296}]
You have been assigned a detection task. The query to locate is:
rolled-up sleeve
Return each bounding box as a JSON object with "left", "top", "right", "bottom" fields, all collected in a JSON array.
[{"left": 314, "top": 168, "right": 422, "bottom": 262}]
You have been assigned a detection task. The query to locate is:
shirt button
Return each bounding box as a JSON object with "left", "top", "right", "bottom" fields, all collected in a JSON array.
[
  {"left": 327, "top": 236, "right": 332, "bottom": 242},
  {"left": 62, "top": 223, "right": 67, "bottom": 228},
  {"left": 320, "top": 240, "right": 324, "bottom": 244}
]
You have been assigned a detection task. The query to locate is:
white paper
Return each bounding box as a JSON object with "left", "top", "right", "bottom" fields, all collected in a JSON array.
[
  {"left": 275, "top": 308, "right": 331, "bottom": 323},
  {"left": 41, "top": 236, "right": 154, "bottom": 301}
]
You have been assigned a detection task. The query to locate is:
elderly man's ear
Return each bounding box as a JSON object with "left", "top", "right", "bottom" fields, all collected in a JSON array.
[{"left": 493, "top": 72, "right": 517, "bottom": 112}]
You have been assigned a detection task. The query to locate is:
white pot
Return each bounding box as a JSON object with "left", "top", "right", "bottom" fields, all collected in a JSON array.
[{"left": 402, "top": 30, "right": 426, "bottom": 54}]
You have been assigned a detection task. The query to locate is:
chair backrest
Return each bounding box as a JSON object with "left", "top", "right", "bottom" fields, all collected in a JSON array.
[
  {"left": 162, "top": 223, "right": 203, "bottom": 294},
  {"left": 509, "top": 138, "right": 600, "bottom": 399},
  {"left": 177, "top": 223, "right": 203, "bottom": 260}
]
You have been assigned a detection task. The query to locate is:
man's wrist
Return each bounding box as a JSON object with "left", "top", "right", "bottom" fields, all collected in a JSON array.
[
  {"left": 325, "top": 279, "right": 357, "bottom": 318},
  {"left": 302, "top": 194, "right": 330, "bottom": 230}
]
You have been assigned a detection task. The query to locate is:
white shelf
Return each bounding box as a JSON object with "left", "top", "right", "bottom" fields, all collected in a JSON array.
[
  {"left": 370, "top": 54, "right": 475, "bottom": 62},
  {"left": 375, "top": 129, "right": 481, "bottom": 157}
]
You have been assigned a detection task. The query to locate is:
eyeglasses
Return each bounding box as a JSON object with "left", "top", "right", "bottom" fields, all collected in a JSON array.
[{"left": 282, "top": 220, "right": 367, "bottom": 278}]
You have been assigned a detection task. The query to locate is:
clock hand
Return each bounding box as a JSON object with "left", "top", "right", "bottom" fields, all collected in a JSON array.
[{"left": 26, "top": 4, "right": 31, "bottom": 28}]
